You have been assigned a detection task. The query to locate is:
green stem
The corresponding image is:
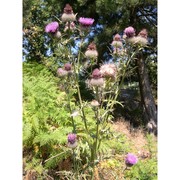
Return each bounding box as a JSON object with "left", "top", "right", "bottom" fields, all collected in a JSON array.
[
  {"left": 94, "top": 115, "right": 99, "bottom": 159},
  {"left": 66, "top": 75, "right": 76, "bottom": 133},
  {"left": 74, "top": 38, "right": 89, "bottom": 133},
  {"left": 91, "top": 87, "right": 100, "bottom": 164},
  {"left": 72, "top": 149, "right": 76, "bottom": 172},
  {"left": 76, "top": 77, "right": 89, "bottom": 132}
]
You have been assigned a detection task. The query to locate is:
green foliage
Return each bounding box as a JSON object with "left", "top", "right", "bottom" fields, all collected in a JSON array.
[
  {"left": 23, "top": 0, "right": 65, "bottom": 61},
  {"left": 25, "top": 157, "right": 44, "bottom": 175},
  {"left": 23, "top": 62, "right": 71, "bottom": 161},
  {"left": 23, "top": 62, "right": 83, "bottom": 179},
  {"left": 145, "top": 134, "right": 157, "bottom": 157},
  {"left": 107, "top": 132, "right": 131, "bottom": 154},
  {"left": 33, "top": 127, "right": 72, "bottom": 146},
  {"left": 125, "top": 134, "right": 157, "bottom": 180}
]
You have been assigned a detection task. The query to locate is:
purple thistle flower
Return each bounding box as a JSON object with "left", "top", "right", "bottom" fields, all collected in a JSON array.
[
  {"left": 138, "top": 29, "right": 148, "bottom": 39},
  {"left": 67, "top": 133, "right": 77, "bottom": 148},
  {"left": 57, "top": 68, "right": 68, "bottom": 77},
  {"left": 79, "top": 17, "right": 94, "bottom": 27},
  {"left": 87, "top": 42, "right": 97, "bottom": 50},
  {"left": 125, "top": 153, "right": 138, "bottom": 166},
  {"left": 45, "top": 22, "right": 59, "bottom": 33},
  {"left": 64, "top": 63, "right": 72, "bottom": 71},
  {"left": 92, "top": 68, "right": 102, "bottom": 79},
  {"left": 67, "top": 133, "right": 77, "bottom": 144},
  {"left": 113, "top": 34, "right": 121, "bottom": 41},
  {"left": 124, "top": 26, "right": 135, "bottom": 38}
]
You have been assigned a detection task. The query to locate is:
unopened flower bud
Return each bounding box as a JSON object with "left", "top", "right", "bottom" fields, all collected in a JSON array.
[
  {"left": 67, "top": 133, "right": 77, "bottom": 148},
  {"left": 57, "top": 68, "right": 68, "bottom": 77},
  {"left": 61, "top": 4, "right": 76, "bottom": 22},
  {"left": 88, "top": 69, "right": 104, "bottom": 87},
  {"left": 138, "top": 29, "right": 148, "bottom": 39},
  {"left": 64, "top": 63, "right": 72, "bottom": 71},
  {"left": 85, "top": 42, "right": 98, "bottom": 58},
  {"left": 132, "top": 29, "right": 148, "bottom": 46},
  {"left": 113, "top": 34, "right": 121, "bottom": 41},
  {"left": 54, "top": 31, "right": 61, "bottom": 38},
  {"left": 111, "top": 34, "right": 122, "bottom": 48},
  {"left": 91, "top": 100, "right": 100, "bottom": 107}
]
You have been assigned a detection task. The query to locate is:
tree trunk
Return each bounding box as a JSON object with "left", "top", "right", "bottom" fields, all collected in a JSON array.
[{"left": 136, "top": 54, "right": 157, "bottom": 133}]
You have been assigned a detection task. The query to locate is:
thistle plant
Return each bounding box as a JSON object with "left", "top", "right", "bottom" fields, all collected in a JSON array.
[{"left": 44, "top": 3, "right": 148, "bottom": 178}]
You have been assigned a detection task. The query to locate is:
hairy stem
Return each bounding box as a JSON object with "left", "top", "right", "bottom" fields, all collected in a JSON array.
[
  {"left": 66, "top": 75, "right": 76, "bottom": 133},
  {"left": 74, "top": 38, "right": 89, "bottom": 133}
]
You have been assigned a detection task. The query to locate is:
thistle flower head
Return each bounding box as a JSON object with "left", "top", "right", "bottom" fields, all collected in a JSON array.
[
  {"left": 63, "top": 4, "right": 73, "bottom": 14},
  {"left": 113, "top": 34, "right": 121, "bottom": 41},
  {"left": 124, "top": 26, "right": 135, "bottom": 38},
  {"left": 88, "top": 69, "right": 104, "bottom": 87},
  {"left": 89, "top": 78, "right": 104, "bottom": 87},
  {"left": 67, "top": 133, "right": 77, "bottom": 144},
  {"left": 138, "top": 29, "right": 148, "bottom": 39},
  {"left": 64, "top": 63, "right": 72, "bottom": 71},
  {"left": 54, "top": 31, "right": 61, "bottom": 38},
  {"left": 91, "top": 100, "right": 100, "bottom": 107},
  {"left": 67, "top": 133, "right": 77, "bottom": 148},
  {"left": 127, "top": 28, "right": 148, "bottom": 45},
  {"left": 125, "top": 153, "right": 138, "bottom": 166},
  {"left": 92, "top": 68, "right": 102, "bottom": 79},
  {"left": 100, "top": 64, "right": 117, "bottom": 79},
  {"left": 85, "top": 42, "right": 98, "bottom": 58},
  {"left": 61, "top": 4, "right": 76, "bottom": 22},
  {"left": 111, "top": 34, "right": 122, "bottom": 47},
  {"left": 126, "top": 36, "right": 137, "bottom": 44},
  {"left": 57, "top": 68, "right": 68, "bottom": 77},
  {"left": 134, "top": 36, "right": 148, "bottom": 46},
  {"left": 111, "top": 41, "right": 123, "bottom": 48},
  {"left": 79, "top": 17, "right": 94, "bottom": 27},
  {"left": 87, "top": 42, "right": 97, "bottom": 50},
  {"left": 45, "top": 22, "right": 59, "bottom": 33}
]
